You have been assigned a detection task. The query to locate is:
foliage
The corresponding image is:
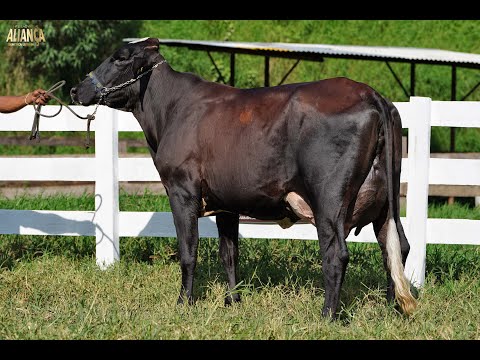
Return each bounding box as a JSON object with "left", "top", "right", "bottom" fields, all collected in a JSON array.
[{"left": 1, "top": 20, "right": 140, "bottom": 100}]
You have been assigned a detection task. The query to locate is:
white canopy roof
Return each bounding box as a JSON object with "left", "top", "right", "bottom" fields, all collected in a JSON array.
[{"left": 124, "top": 38, "right": 480, "bottom": 67}]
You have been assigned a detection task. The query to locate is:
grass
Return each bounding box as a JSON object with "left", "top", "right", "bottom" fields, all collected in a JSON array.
[
  {"left": 429, "top": 201, "right": 480, "bottom": 220},
  {"left": 0, "top": 192, "right": 479, "bottom": 339},
  {"left": 0, "top": 252, "right": 478, "bottom": 340}
]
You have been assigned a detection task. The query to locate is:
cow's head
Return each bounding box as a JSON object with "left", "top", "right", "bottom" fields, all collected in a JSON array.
[{"left": 70, "top": 37, "right": 162, "bottom": 111}]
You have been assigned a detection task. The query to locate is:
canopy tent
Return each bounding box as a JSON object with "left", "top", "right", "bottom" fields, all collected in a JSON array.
[{"left": 124, "top": 38, "right": 480, "bottom": 151}]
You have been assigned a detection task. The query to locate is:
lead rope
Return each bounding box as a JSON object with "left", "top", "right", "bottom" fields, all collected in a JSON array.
[
  {"left": 83, "top": 96, "right": 103, "bottom": 149},
  {"left": 31, "top": 59, "right": 167, "bottom": 149},
  {"left": 29, "top": 81, "right": 64, "bottom": 142},
  {"left": 30, "top": 80, "right": 100, "bottom": 149}
]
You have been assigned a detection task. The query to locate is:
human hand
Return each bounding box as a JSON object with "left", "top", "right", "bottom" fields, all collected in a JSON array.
[{"left": 27, "top": 89, "right": 51, "bottom": 105}]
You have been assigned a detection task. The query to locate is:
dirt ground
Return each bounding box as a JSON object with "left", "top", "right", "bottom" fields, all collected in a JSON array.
[{"left": 0, "top": 181, "right": 167, "bottom": 199}]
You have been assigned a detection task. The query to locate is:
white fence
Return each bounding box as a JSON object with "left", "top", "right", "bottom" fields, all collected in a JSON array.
[{"left": 1, "top": 98, "right": 480, "bottom": 286}]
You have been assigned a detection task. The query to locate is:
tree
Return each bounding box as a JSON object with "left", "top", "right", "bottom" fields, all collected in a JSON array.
[{"left": 4, "top": 20, "right": 140, "bottom": 101}]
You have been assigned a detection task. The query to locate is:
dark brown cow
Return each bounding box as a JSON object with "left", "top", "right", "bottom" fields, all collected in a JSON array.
[{"left": 71, "top": 37, "right": 417, "bottom": 319}]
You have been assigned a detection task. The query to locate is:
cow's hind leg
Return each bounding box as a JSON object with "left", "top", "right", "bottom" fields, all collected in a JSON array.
[
  {"left": 310, "top": 195, "right": 350, "bottom": 319},
  {"left": 216, "top": 212, "right": 241, "bottom": 305},
  {"left": 168, "top": 185, "right": 202, "bottom": 305},
  {"left": 307, "top": 168, "right": 374, "bottom": 318}
]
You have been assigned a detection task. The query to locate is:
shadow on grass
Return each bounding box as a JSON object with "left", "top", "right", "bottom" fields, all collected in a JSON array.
[
  {"left": 0, "top": 232, "right": 391, "bottom": 320},
  {"left": 191, "top": 238, "right": 389, "bottom": 320}
]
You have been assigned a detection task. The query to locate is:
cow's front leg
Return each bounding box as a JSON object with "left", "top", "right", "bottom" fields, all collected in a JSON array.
[
  {"left": 217, "top": 212, "right": 241, "bottom": 305},
  {"left": 168, "top": 185, "right": 202, "bottom": 305}
]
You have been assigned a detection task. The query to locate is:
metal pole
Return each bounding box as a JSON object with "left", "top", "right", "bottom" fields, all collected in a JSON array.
[
  {"left": 207, "top": 51, "right": 227, "bottom": 84},
  {"left": 410, "top": 63, "right": 416, "bottom": 96},
  {"left": 277, "top": 59, "right": 301, "bottom": 86},
  {"left": 229, "top": 53, "right": 235, "bottom": 86},
  {"left": 264, "top": 56, "right": 270, "bottom": 87},
  {"left": 385, "top": 62, "right": 410, "bottom": 100}
]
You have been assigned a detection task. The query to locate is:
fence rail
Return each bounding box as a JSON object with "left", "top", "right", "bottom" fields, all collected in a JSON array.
[{"left": 1, "top": 99, "right": 479, "bottom": 286}]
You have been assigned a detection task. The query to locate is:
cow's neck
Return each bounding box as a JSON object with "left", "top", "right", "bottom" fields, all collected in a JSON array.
[{"left": 132, "top": 64, "right": 195, "bottom": 154}]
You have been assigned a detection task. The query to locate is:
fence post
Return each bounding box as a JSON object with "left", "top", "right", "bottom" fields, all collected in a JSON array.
[
  {"left": 404, "top": 96, "right": 431, "bottom": 287},
  {"left": 94, "top": 108, "right": 120, "bottom": 269}
]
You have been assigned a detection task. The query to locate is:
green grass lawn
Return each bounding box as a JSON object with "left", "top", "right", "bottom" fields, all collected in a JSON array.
[{"left": 0, "top": 192, "right": 479, "bottom": 339}]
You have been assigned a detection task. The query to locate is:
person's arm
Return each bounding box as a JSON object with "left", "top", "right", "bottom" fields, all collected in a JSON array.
[{"left": 0, "top": 89, "right": 51, "bottom": 114}]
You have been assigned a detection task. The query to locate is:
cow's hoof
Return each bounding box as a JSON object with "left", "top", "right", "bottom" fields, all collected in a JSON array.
[
  {"left": 224, "top": 293, "right": 241, "bottom": 306},
  {"left": 177, "top": 295, "right": 194, "bottom": 305},
  {"left": 321, "top": 307, "right": 337, "bottom": 321}
]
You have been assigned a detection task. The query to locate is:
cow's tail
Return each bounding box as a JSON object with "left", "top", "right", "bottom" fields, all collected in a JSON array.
[{"left": 380, "top": 97, "right": 417, "bottom": 315}]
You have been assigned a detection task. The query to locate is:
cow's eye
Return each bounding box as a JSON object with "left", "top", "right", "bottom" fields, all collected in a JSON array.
[
  {"left": 114, "top": 55, "right": 128, "bottom": 63},
  {"left": 114, "top": 58, "right": 127, "bottom": 65}
]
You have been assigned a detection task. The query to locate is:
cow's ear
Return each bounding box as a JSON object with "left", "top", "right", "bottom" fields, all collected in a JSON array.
[
  {"left": 132, "top": 40, "right": 160, "bottom": 76},
  {"left": 143, "top": 37, "right": 160, "bottom": 51},
  {"left": 144, "top": 45, "right": 158, "bottom": 51}
]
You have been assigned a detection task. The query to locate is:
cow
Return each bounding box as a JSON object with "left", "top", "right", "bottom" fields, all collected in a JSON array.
[{"left": 71, "top": 37, "right": 417, "bottom": 319}]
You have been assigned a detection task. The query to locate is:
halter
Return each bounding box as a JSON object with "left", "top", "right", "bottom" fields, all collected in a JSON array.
[
  {"left": 87, "top": 59, "right": 167, "bottom": 98},
  {"left": 72, "top": 59, "right": 166, "bottom": 148},
  {"left": 29, "top": 60, "right": 167, "bottom": 150}
]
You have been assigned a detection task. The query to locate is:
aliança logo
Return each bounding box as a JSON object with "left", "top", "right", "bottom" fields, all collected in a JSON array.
[{"left": 6, "top": 24, "right": 46, "bottom": 47}]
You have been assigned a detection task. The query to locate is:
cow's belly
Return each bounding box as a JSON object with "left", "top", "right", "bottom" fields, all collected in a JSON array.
[
  {"left": 201, "top": 179, "right": 315, "bottom": 228},
  {"left": 200, "top": 149, "right": 314, "bottom": 226},
  {"left": 201, "top": 184, "right": 288, "bottom": 220}
]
